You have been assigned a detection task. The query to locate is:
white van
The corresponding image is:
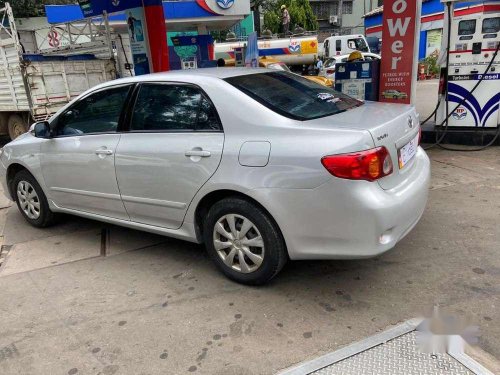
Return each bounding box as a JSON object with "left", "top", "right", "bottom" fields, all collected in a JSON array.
[{"left": 323, "top": 34, "right": 371, "bottom": 58}]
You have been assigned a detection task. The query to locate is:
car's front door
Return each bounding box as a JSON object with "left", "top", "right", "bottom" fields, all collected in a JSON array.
[
  {"left": 39, "top": 84, "right": 132, "bottom": 220},
  {"left": 114, "top": 83, "right": 224, "bottom": 229}
]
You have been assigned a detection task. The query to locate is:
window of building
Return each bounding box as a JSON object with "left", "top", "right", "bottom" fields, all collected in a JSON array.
[
  {"left": 311, "top": 2, "right": 338, "bottom": 20},
  {"left": 342, "top": 1, "right": 353, "bottom": 15}
]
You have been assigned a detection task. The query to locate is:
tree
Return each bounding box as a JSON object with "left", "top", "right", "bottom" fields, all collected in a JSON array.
[
  {"left": 0, "top": 0, "right": 76, "bottom": 18},
  {"left": 263, "top": 0, "right": 318, "bottom": 35}
]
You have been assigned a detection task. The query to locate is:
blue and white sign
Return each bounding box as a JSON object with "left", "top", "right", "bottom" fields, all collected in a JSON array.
[
  {"left": 216, "top": 0, "right": 234, "bottom": 9},
  {"left": 78, "top": 0, "right": 142, "bottom": 17},
  {"left": 289, "top": 41, "right": 301, "bottom": 54},
  {"left": 451, "top": 107, "right": 467, "bottom": 121}
]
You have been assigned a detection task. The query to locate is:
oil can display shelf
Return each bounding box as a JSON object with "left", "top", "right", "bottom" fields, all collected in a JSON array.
[{"left": 279, "top": 319, "right": 495, "bottom": 375}]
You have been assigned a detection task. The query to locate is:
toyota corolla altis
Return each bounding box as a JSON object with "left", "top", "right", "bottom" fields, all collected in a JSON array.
[{"left": 0, "top": 68, "right": 430, "bottom": 285}]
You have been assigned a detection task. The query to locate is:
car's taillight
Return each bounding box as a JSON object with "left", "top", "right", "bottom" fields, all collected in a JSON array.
[
  {"left": 321, "top": 147, "right": 393, "bottom": 181},
  {"left": 326, "top": 69, "right": 335, "bottom": 74}
]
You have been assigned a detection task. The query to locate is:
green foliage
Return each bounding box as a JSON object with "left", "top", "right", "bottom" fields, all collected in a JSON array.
[
  {"left": 0, "top": 1, "right": 76, "bottom": 18},
  {"left": 422, "top": 54, "right": 440, "bottom": 76},
  {"left": 263, "top": 0, "right": 318, "bottom": 34}
]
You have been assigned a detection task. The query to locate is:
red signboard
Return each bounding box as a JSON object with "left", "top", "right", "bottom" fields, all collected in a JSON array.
[{"left": 379, "top": 0, "right": 421, "bottom": 104}]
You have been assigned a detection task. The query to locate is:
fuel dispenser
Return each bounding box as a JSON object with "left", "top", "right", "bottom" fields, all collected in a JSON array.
[
  {"left": 334, "top": 59, "right": 380, "bottom": 101},
  {"left": 436, "top": 0, "right": 500, "bottom": 128},
  {"left": 234, "top": 46, "right": 246, "bottom": 67}
]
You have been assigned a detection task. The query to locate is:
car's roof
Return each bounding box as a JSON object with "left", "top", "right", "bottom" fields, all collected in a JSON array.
[
  {"left": 102, "top": 67, "right": 265, "bottom": 87},
  {"left": 89, "top": 68, "right": 269, "bottom": 92}
]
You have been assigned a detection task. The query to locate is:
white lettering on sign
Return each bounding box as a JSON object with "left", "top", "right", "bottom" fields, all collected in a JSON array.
[
  {"left": 386, "top": 10, "right": 410, "bottom": 70},
  {"left": 391, "top": 40, "right": 403, "bottom": 53},
  {"left": 387, "top": 17, "right": 411, "bottom": 37},
  {"left": 379, "top": 0, "right": 419, "bottom": 104},
  {"left": 392, "top": 0, "right": 407, "bottom": 13},
  {"left": 392, "top": 56, "right": 402, "bottom": 69}
]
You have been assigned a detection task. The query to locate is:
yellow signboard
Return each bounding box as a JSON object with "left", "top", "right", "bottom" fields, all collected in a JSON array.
[{"left": 300, "top": 40, "right": 318, "bottom": 55}]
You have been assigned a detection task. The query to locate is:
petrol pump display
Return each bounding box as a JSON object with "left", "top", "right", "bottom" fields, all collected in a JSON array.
[{"left": 437, "top": 1, "right": 500, "bottom": 128}]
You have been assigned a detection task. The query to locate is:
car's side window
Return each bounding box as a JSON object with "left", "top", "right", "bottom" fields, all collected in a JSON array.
[
  {"left": 197, "top": 95, "right": 222, "bottom": 131},
  {"left": 131, "top": 84, "right": 221, "bottom": 132},
  {"left": 56, "top": 86, "right": 130, "bottom": 136}
]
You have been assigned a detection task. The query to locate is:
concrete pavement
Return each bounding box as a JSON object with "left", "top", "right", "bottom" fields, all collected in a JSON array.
[
  {"left": 415, "top": 79, "right": 439, "bottom": 121},
  {"left": 0, "top": 147, "right": 498, "bottom": 374}
]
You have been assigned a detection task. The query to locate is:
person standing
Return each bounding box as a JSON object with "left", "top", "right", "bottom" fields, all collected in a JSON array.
[
  {"left": 127, "top": 12, "right": 137, "bottom": 41},
  {"left": 281, "top": 5, "right": 291, "bottom": 36},
  {"left": 316, "top": 57, "right": 323, "bottom": 74}
]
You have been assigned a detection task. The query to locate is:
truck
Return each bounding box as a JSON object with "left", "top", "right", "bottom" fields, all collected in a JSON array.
[
  {"left": 215, "top": 35, "right": 320, "bottom": 67},
  {"left": 0, "top": 3, "right": 118, "bottom": 139},
  {"left": 322, "top": 34, "right": 371, "bottom": 58}
]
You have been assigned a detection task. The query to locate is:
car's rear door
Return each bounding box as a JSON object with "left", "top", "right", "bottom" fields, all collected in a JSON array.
[
  {"left": 39, "top": 84, "right": 133, "bottom": 220},
  {"left": 114, "top": 82, "right": 224, "bottom": 229}
]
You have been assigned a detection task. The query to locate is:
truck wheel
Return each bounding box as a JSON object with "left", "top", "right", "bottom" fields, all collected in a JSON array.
[
  {"left": 8, "top": 114, "right": 28, "bottom": 140},
  {"left": 0, "top": 113, "right": 8, "bottom": 135}
]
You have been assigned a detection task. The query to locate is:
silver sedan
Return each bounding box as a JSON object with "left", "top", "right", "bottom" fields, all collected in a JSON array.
[{"left": 0, "top": 68, "right": 430, "bottom": 285}]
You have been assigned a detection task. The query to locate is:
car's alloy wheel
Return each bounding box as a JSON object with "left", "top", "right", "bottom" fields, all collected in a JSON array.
[
  {"left": 213, "top": 214, "right": 265, "bottom": 274},
  {"left": 17, "top": 181, "right": 41, "bottom": 220},
  {"left": 12, "top": 170, "right": 55, "bottom": 228},
  {"left": 204, "top": 197, "right": 287, "bottom": 285}
]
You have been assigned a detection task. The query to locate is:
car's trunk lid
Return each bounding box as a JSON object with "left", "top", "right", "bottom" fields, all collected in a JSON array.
[{"left": 307, "top": 102, "right": 420, "bottom": 190}]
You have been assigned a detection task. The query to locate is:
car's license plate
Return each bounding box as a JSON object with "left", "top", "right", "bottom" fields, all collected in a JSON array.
[{"left": 398, "top": 134, "right": 419, "bottom": 169}]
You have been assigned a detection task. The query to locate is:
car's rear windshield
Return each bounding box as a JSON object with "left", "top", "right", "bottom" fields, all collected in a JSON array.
[{"left": 225, "top": 72, "right": 362, "bottom": 121}]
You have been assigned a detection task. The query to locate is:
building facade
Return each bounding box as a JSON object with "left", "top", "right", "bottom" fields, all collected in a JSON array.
[{"left": 310, "top": 0, "right": 382, "bottom": 40}]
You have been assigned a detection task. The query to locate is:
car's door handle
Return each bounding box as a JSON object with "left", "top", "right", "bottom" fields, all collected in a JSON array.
[
  {"left": 185, "top": 150, "right": 211, "bottom": 157},
  {"left": 95, "top": 149, "right": 113, "bottom": 155}
]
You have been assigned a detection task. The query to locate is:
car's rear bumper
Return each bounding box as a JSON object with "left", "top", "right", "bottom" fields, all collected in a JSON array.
[{"left": 250, "top": 147, "right": 430, "bottom": 260}]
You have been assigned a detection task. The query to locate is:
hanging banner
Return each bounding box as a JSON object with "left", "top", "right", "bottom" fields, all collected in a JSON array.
[
  {"left": 126, "top": 7, "right": 151, "bottom": 75},
  {"left": 378, "top": 0, "right": 421, "bottom": 104},
  {"left": 245, "top": 32, "right": 259, "bottom": 67}
]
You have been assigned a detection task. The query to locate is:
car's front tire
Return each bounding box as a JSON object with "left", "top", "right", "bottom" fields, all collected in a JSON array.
[
  {"left": 203, "top": 197, "right": 287, "bottom": 285},
  {"left": 12, "top": 170, "right": 55, "bottom": 228}
]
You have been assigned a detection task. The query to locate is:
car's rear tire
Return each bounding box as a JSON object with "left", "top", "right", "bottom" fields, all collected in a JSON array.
[
  {"left": 12, "top": 170, "right": 55, "bottom": 228},
  {"left": 203, "top": 197, "right": 287, "bottom": 285}
]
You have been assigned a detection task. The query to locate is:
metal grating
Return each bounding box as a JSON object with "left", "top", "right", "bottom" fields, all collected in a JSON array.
[
  {"left": 311, "top": 331, "right": 473, "bottom": 375},
  {"left": 279, "top": 319, "right": 495, "bottom": 375}
]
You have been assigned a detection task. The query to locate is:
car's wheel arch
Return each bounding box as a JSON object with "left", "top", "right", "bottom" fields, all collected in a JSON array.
[
  {"left": 6, "top": 162, "right": 31, "bottom": 200},
  {"left": 193, "top": 189, "right": 288, "bottom": 256}
]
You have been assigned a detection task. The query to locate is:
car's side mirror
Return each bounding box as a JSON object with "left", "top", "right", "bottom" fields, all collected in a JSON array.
[{"left": 32, "top": 121, "right": 51, "bottom": 138}]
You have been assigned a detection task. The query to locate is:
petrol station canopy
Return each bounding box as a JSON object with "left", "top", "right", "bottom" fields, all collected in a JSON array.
[{"left": 45, "top": 0, "right": 251, "bottom": 32}]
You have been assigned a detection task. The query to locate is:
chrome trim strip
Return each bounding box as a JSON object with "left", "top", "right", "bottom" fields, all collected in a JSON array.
[
  {"left": 50, "top": 187, "right": 122, "bottom": 200},
  {"left": 121, "top": 195, "right": 187, "bottom": 209}
]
